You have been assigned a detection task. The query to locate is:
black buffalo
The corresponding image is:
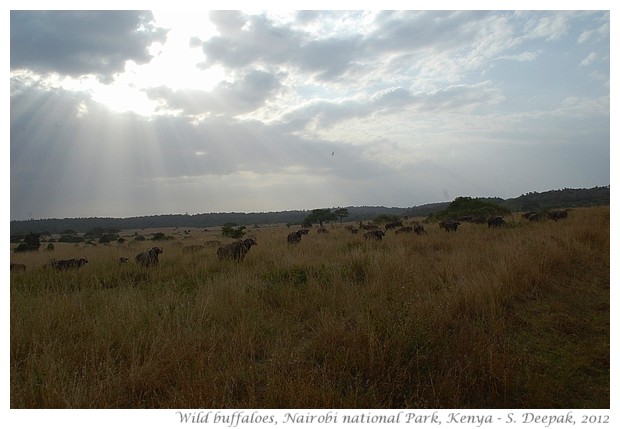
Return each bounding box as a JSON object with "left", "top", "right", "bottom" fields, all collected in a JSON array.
[
  {"left": 217, "top": 238, "right": 258, "bottom": 262},
  {"left": 439, "top": 220, "right": 461, "bottom": 232},
  {"left": 136, "top": 247, "right": 163, "bottom": 267},
  {"left": 548, "top": 210, "right": 568, "bottom": 221},
  {"left": 364, "top": 230, "right": 385, "bottom": 240},
  {"left": 487, "top": 216, "right": 506, "bottom": 228},
  {"left": 287, "top": 229, "right": 309, "bottom": 244}
]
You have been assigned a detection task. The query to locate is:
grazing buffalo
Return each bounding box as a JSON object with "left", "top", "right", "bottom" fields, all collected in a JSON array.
[
  {"left": 439, "top": 220, "right": 461, "bottom": 232},
  {"left": 548, "top": 210, "right": 568, "bottom": 221},
  {"left": 385, "top": 221, "right": 403, "bottom": 230},
  {"left": 414, "top": 225, "right": 427, "bottom": 235},
  {"left": 135, "top": 247, "right": 163, "bottom": 267},
  {"left": 487, "top": 216, "right": 506, "bottom": 228},
  {"left": 10, "top": 263, "right": 26, "bottom": 272},
  {"left": 364, "top": 230, "right": 385, "bottom": 240},
  {"left": 287, "top": 229, "right": 309, "bottom": 244},
  {"left": 49, "top": 258, "right": 89, "bottom": 270},
  {"left": 395, "top": 226, "right": 413, "bottom": 234},
  {"left": 217, "top": 238, "right": 258, "bottom": 262},
  {"left": 527, "top": 213, "right": 540, "bottom": 222}
]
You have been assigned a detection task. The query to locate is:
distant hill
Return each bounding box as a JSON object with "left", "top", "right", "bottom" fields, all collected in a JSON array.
[
  {"left": 502, "top": 186, "right": 610, "bottom": 212},
  {"left": 10, "top": 186, "right": 609, "bottom": 236}
]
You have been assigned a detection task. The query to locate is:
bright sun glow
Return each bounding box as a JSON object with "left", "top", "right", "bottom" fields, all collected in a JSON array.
[{"left": 56, "top": 11, "right": 228, "bottom": 117}]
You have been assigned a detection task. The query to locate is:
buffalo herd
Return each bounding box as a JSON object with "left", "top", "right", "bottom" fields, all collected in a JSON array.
[{"left": 11, "top": 209, "right": 569, "bottom": 272}]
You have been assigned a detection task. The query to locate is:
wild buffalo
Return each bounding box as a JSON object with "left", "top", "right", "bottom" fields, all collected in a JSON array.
[
  {"left": 414, "top": 225, "right": 427, "bottom": 235},
  {"left": 395, "top": 226, "right": 413, "bottom": 234},
  {"left": 385, "top": 221, "right": 403, "bottom": 230},
  {"left": 548, "top": 210, "right": 568, "bottom": 221},
  {"left": 364, "top": 230, "right": 385, "bottom": 240},
  {"left": 287, "top": 229, "right": 309, "bottom": 244},
  {"left": 217, "top": 238, "right": 257, "bottom": 262},
  {"left": 439, "top": 220, "right": 461, "bottom": 232},
  {"left": 487, "top": 216, "right": 506, "bottom": 228},
  {"left": 10, "top": 263, "right": 26, "bottom": 272},
  {"left": 136, "top": 247, "right": 163, "bottom": 267}
]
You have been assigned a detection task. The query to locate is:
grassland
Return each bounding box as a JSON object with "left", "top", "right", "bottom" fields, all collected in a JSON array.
[{"left": 10, "top": 206, "right": 609, "bottom": 408}]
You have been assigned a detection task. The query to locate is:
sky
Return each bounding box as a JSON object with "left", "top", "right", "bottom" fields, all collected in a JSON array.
[{"left": 8, "top": 5, "right": 612, "bottom": 220}]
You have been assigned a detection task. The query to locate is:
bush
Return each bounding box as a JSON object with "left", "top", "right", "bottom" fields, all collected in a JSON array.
[
  {"left": 14, "top": 233, "right": 42, "bottom": 252},
  {"left": 221, "top": 223, "right": 246, "bottom": 239}
]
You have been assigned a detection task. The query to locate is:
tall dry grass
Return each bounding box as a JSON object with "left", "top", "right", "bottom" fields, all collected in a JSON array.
[{"left": 10, "top": 207, "right": 609, "bottom": 408}]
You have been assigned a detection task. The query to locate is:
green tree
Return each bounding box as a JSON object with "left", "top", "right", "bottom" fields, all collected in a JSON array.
[
  {"left": 221, "top": 223, "right": 247, "bottom": 239},
  {"left": 303, "top": 209, "right": 338, "bottom": 227},
  {"left": 334, "top": 207, "right": 350, "bottom": 225}
]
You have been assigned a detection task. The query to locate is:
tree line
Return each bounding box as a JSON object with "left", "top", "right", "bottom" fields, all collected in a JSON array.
[{"left": 10, "top": 186, "right": 609, "bottom": 236}]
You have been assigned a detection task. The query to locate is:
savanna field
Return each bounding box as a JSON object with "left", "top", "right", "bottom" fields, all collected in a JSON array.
[{"left": 10, "top": 206, "right": 609, "bottom": 408}]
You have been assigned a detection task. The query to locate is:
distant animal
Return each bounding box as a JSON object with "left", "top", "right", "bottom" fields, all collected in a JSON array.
[
  {"left": 527, "top": 213, "right": 540, "bottom": 222},
  {"left": 217, "top": 238, "right": 258, "bottom": 262},
  {"left": 135, "top": 247, "right": 163, "bottom": 267},
  {"left": 364, "top": 230, "right": 385, "bottom": 240},
  {"left": 10, "top": 263, "right": 26, "bottom": 272},
  {"left": 439, "top": 220, "right": 461, "bottom": 232},
  {"left": 46, "top": 243, "right": 55, "bottom": 251},
  {"left": 182, "top": 244, "right": 205, "bottom": 253},
  {"left": 119, "top": 257, "right": 129, "bottom": 264},
  {"left": 487, "top": 216, "right": 506, "bottom": 228},
  {"left": 395, "top": 226, "right": 413, "bottom": 234},
  {"left": 287, "top": 229, "right": 309, "bottom": 244},
  {"left": 385, "top": 221, "right": 403, "bottom": 230},
  {"left": 414, "top": 225, "right": 427, "bottom": 235},
  {"left": 345, "top": 225, "right": 359, "bottom": 234},
  {"left": 49, "top": 258, "right": 89, "bottom": 270},
  {"left": 317, "top": 227, "right": 329, "bottom": 234},
  {"left": 205, "top": 240, "right": 222, "bottom": 247},
  {"left": 548, "top": 210, "right": 568, "bottom": 221}
]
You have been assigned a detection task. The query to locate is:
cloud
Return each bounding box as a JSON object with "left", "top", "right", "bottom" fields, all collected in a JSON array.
[
  {"left": 9, "top": 11, "right": 610, "bottom": 219},
  {"left": 497, "top": 51, "right": 541, "bottom": 62},
  {"left": 522, "top": 12, "right": 570, "bottom": 41},
  {"left": 10, "top": 11, "right": 168, "bottom": 82},
  {"left": 145, "top": 69, "right": 283, "bottom": 115},
  {"left": 279, "top": 82, "right": 503, "bottom": 133},
  {"left": 580, "top": 52, "right": 598, "bottom": 67}
]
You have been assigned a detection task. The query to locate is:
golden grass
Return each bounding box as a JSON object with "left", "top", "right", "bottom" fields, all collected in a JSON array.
[{"left": 10, "top": 207, "right": 609, "bottom": 408}]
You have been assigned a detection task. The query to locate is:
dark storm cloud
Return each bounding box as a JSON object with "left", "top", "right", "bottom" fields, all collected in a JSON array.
[
  {"left": 145, "top": 69, "right": 283, "bottom": 115},
  {"left": 10, "top": 11, "right": 167, "bottom": 82}
]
